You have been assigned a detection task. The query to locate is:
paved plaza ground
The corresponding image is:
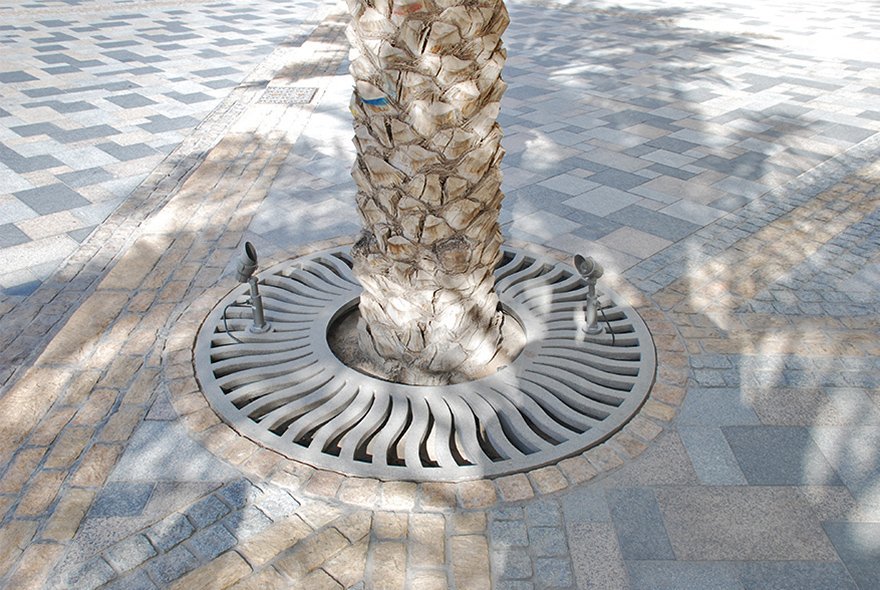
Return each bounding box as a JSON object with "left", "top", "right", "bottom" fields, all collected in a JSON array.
[{"left": 0, "top": 0, "right": 878, "bottom": 588}]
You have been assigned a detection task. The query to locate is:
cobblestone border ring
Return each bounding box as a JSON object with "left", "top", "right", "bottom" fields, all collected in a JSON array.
[{"left": 194, "top": 245, "right": 656, "bottom": 481}]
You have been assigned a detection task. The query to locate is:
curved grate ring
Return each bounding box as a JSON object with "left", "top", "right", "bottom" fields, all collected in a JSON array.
[{"left": 194, "top": 245, "right": 656, "bottom": 481}]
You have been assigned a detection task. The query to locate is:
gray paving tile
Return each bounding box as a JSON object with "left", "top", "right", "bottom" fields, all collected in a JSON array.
[
  {"left": 96, "top": 141, "right": 157, "bottom": 161},
  {"left": 607, "top": 204, "right": 701, "bottom": 241},
  {"left": 223, "top": 505, "right": 273, "bottom": 542},
  {"left": 102, "top": 533, "right": 157, "bottom": 573},
  {"left": 566, "top": 521, "right": 628, "bottom": 590},
  {"left": 737, "top": 561, "right": 857, "bottom": 590},
  {"left": 583, "top": 147, "right": 651, "bottom": 173},
  {"left": 165, "top": 90, "right": 213, "bottom": 104},
  {"left": 810, "top": 426, "right": 880, "bottom": 495},
  {"left": 185, "top": 494, "right": 230, "bottom": 529},
  {"left": 607, "top": 487, "right": 674, "bottom": 561},
  {"left": 823, "top": 522, "right": 880, "bottom": 590},
  {"left": 0, "top": 223, "right": 29, "bottom": 248},
  {"left": 627, "top": 561, "right": 743, "bottom": 590},
  {"left": 564, "top": 186, "right": 641, "bottom": 217},
  {"left": 534, "top": 557, "right": 574, "bottom": 589},
  {"left": 61, "top": 124, "right": 123, "bottom": 143},
  {"left": 524, "top": 501, "right": 562, "bottom": 527},
  {"left": 492, "top": 548, "right": 532, "bottom": 580},
  {"left": 710, "top": 192, "right": 751, "bottom": 212},
  {"left": 646, "top": 136, "right": 700, "bottom": 155},
  {"left": 660, "top": 200, "right": 727, "bottom": 226},
  {"left": 24, "top": 99, "right": 97, "bottom": 113},
  {"left": 147, "top": 544, "right": 198, "bottom": 585},
  {"left": 192, "top": 66, "right": 241, "bottom": 78},
  {"left": 657, "top": 486, "right": 838, "bottom": 561},
  {"left": 147, "top": 512, "right": 195, "bottom": 553},
  {"left": 58, "top": 556, "right": 116, "bottom": 590},
  {"left": 104, "top": 92, "right": 157, "bottom": 108},
  {"left": 102, "top": 569, "right": 158, "bottom": 590},
  {"left": 678, "top": 426, "right": 748, "bottom": 485},
  {"left": 528, "top": 526, "right": 569, "bottom": 557},
  {"left": 186, "top": 521, "right": 237, "bottom": 560},
  {"left": 538, "top": 173, "right": 598, "bottom": 196},
  {"left": 599, "top": 226, "right": 672, "bottom": 259},
  {"left": 0, "top": 143, "right": 64, "bottom": 173},
  {"left": 648, "top": 162, "right": 698, "bottom": 180},
  {"left": 216, "top": 479, "right": 258, "bottom": 510},
  {"left": 818, "top": 124, "right": 875, "bottom": 144},
  {"left": 490, "top": 519, "right": 529, "bottom": 548},
  {"left": 1, "top": 279, "right": 41, "bottom": 297},
  {"left": 723, "top": 426, "right": 842, "bottom": 486},
  {"left": 587, "top": 168, "right": 651, "bottom": 191},
  {"left": 506, "top": 84, "right": 553, "bottom": 101},
  {"left": 89, "top": 482, "right": 155, "bottom": 518},
  {"left": 509, "top": 210, "right": 581, "bottom": 241},
  {"left": 748, "top": 387, "right": 880, "bottom": 426},
  {"left": 138, "top": 114, "right": 199, "bottom": 133},
  {"left": 13, "top": 183, "right": 90, "bottom": 215},
  {"left": 0, "top": 70, "right": 39, "bottom": 83},
  {"left": 57, "top": 166, "right": 115, "bottom": 188},
  {"left": 561, "top": 487, "right": 610, "bottom": 524},
  {"left": 676, "top": 387, "right": 760, "bottom": 426}
]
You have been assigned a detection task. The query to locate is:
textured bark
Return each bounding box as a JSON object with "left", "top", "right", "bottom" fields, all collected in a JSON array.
[{"left": 346, "top": 0, "right": 509, "bottom": 384}]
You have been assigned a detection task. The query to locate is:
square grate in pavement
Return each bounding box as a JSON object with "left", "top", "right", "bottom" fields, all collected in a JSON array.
[{"left": 258, "top": 86, "right": 317, "bottom": 105}]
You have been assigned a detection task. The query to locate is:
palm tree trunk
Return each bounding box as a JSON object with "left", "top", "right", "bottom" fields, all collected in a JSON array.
[{"left": 346, "top": 0, "right": 510, "bottom": 385}]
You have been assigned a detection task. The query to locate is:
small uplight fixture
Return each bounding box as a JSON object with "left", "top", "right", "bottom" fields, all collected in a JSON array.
[
  {"left": 235, "top": 241, "right": 270, "bottom": 334},
  {"left": 573, "top": 254, "right": 604, "bottom": 335}
]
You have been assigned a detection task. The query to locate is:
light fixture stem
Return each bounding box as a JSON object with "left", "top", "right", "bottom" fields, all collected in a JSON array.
[
  {"left": 585, "top": 279, "right": 603, "bottom": 334},
  {"left": 248, "top": 276, "right": 270, "bottom": 333}
]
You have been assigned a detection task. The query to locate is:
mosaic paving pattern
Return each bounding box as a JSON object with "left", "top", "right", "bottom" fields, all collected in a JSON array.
[{"left": 0, "top": 0, "right": 327, "bottom": 296}]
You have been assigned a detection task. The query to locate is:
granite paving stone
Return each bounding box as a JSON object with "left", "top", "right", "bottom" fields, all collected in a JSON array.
[
  {"left": 102, "top": 533, "right": 157, "bottom": 573},
  {"left": 102, "top": 569, "right": 158, "bottom": 590},
  {"left": 146, "top": 544, "right": 198, "bottom": 586},
  {"left": 13, "top": 184, "right": 90, "bottom": 216},
  {"left": 626, "top": 561, "right": 743, "bottom": 590},
  {"left": 564, "top": 186, "right": 642, "bottom": 218},
  {"left": 185, "top": 494, "right": 230, "bottom": 529},
  {"left": 607, "top": 204, "right": 701, "bottom": 241},
  {"left": 146, "top": 513, "right": 194, "bottom": 553},
  {"left": 737, "top": 561, "right": 858, "bottom": 590},
  {"left": 492, "top": 548, "right": 533, "bottom": 580},
  {"left": 223, "top": 505, "right": 273, "bottom": 542},
  {"left": 822, "top": 522, "right": 880, "bottom": 590},
  {"left": 607, "top": 487, "right": 674, "bottom": 561},
  {"left": 656, "top": 486, "right": 839, "bottom": 561},
  {"left": 676, "top": 388, "right": 761, "bottom": 426},
  {"left": 723, "top": 426, "right": 843, "bottom": 486},
  {"left": 186, "top": 521, "right": 238, "bottom": 561},
  {"left": 534, "top": 557, "right": 574, "bottom": 589},
  {"left": 678, "top": 426, "right": 748, "bottom": 485},
  {"left": 88, "top": 482, "right": 155, "bottom": 518}
]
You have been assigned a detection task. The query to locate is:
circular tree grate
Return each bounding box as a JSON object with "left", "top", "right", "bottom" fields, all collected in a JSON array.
[{"left": 194, "top": 245, "right": 656, "bottom": 481}]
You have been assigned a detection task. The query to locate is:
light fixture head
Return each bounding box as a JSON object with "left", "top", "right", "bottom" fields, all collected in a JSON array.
[
  {"left": 235, "top": 241, "right": 258, "bottom": 283},
  {"left": 573, "top": 254, "right": 604, "bottom": 280}
]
